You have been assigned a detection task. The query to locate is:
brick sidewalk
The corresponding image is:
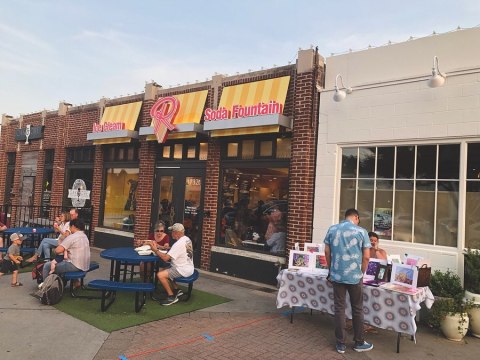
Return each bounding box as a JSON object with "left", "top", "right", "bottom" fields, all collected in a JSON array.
[{"left": 94, "top": 311, "right": 345, "bottom": 360}]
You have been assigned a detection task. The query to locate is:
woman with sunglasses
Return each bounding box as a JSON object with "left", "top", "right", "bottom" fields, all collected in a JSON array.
[{"left": 151, "top": 222, "right": 171, "bottom": 250}]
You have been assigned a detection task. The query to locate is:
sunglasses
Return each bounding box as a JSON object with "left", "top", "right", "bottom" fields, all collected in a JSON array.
[{"left": 155, "top": 229, "right": 164, "bottom": 233}]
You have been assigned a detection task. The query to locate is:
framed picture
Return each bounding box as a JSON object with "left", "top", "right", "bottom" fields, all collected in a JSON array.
[
  {"left": 288, "top": 251, "right": 312, "bottom": 270},
  {"left": 304, "top": 243, "right": 324, "bottom": 253},
  {"left": 308, "top": 253, "right": 329, "bottom": 275},
  {"left": 391, "top": 263, "right": 418, "bottom": 288},
  {"left": 387, "top": 254, "right": 402, "bottom": 264}
]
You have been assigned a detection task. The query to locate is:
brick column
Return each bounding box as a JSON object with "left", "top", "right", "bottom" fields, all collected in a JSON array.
[
  {"left": 90, "top": 145, "right": 103, "bottom": 244},
  {"left": 200, "top": 139, "right": 220, "bottom": 270},
  {"left": 286, "top": 49, "right": 324, "bottom": 253}
]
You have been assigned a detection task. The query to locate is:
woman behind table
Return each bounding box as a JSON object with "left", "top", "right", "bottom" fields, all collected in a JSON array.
[
  {"left": 27, "top": 211, "right": 71, "bottom": 262},
  {"left": 137, "top": 222, "right": 171, "bottom": 277}
]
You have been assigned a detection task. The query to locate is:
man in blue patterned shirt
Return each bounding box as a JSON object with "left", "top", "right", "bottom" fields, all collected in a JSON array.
[{"left": 324, "top": 208, "right": 373, "bottom": 354}]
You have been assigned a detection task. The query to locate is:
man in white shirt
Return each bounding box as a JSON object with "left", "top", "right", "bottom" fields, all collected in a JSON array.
[{"left": 148, "top": 223, "right": 194, "bottom": 306}]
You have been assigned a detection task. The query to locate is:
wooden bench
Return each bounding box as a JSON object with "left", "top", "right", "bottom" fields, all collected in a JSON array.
[
  {"left": 62, "top": 262, "right": 100, "bottom": 298},
  {"left": 174, "top": 269, "right": 200, "bottom": 301},
  {"left": 88, "top": 279, "right": 154, "bottom": 312}
]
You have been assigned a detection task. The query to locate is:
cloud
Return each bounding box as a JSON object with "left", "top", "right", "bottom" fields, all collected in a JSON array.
[{"left": 0, "top": 23, "right": 51, "bottom": 51}]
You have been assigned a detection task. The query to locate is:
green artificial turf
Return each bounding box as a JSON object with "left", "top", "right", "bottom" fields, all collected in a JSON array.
[{"left": 54, "top": 286, "right": 231, "bottom": 332}]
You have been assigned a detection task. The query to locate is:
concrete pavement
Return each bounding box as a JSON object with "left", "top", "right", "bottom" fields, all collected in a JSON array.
[{"left": 1, "top": 247, "right": 479, "bottom": 359}]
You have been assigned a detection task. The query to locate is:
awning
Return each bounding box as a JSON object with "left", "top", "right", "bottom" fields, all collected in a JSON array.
[
  {"left": 140, "top": 90, "right": 208, "bottom": 141},
  {"left": 87, "top": 101, "right": 143, "bottom": 144},
  {"left": 204, "top": 76, "right": 291, "bottom": 137}
]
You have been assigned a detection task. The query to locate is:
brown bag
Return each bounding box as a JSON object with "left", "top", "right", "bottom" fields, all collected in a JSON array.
[{"left": 417, "top": 264, "right": 432, "bottom": 287}]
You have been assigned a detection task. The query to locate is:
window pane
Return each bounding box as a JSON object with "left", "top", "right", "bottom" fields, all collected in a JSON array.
[
  {"left": 127, "top": 147, "right": 135, "bottom": 161},
  {"left": 187, "top": 145, "right": 196, "bottom": 159},
  {"left": 438, "top": 144, "right": 460, "bottom": 179},
  {"left": 103, "top": 168, "right": 139, "bottom": 231},
  {"left": 414, "top": 181, "right": 435, "bottom": 244},
  {"left": 357, "top": 179, "right": 374, "bottom": 231},
  {"left": 465, "top": 181, "right": 480, "bottom": 249},
  {"left": 339, "top": 179, "right": 356, "bottom": 221},
  {"left": 276, "top": 138, "right": 291, "bottom": 159},
  {"left": 242, "top": 140, "right": 255, "bottom": 159},
  {"left": 219, "top": 167, "right": 289, "bottom": 256},
  {"left": 416, "top": 145, "right": 436, "bottom": 179},
  {"left": 227, "top": 143, "right": 238, "bottom": 157},
  {"left": 436, "top": 181, "right": 458, "bottom": 247},
  {"left": 377, "top": 147, "right": 394, "bottom": 179},
  {"left": 374, "top": 180, "right": 393, "bottom": 239},
  {"left": 158, "top": 176, "right": 174, "bottom": 229},
  {"left": 260, "top": 141, "right": 273, "bottom": 157},
  {"left": 396, "top": 146, "right": 415, "bottom": 179},
  {"left": 467, "top": 143, "right": 480, "bottom": 179},
  {"left": 199, "top": 143, "right": 208, "bottom": 160},
  {"left": 393, "top": 180, "right": 414, "bottom": 242},
  {"left": 163, "top": 146, "right": 171, "bottom": 159},
  {"left": 174, "top": 144, "right": 183, "bottom": 159},
  {"left": 341, "top": 147, "right": 357, "bottom": 178},
  {"left": 358, "top": 147, "right": 375, "bottom": 178},
  {"left": 118, "top": 148, "right": 125, "bottom": 161}
]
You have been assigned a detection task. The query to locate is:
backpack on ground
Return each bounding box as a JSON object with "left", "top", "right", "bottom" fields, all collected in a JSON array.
[
  {"left": 32, "top": 262, "right": 45, "bottom": 284},
  {"left": 34, "top": 274, "right": 64, "bottom": 305}
]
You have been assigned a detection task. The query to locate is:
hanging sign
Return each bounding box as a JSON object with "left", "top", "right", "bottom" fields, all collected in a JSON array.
[
  {"left": 150, "top": 96, "right": 180, "bottom": 143},
  {"left": 68, "top": 179, "right": 91, "bottom": 207}
]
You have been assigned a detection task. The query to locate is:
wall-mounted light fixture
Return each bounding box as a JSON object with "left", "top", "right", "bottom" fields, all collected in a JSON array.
[
  {"left": 333, "top": 74, "right": 353, "bottom": 102},
  {"left": 427, "top": 56, "right": 447, "bottom": 88}
]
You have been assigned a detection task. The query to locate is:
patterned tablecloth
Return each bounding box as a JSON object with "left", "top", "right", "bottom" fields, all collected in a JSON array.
[{"left": 276, "top": 269, "right": 435, "bottom": 336}]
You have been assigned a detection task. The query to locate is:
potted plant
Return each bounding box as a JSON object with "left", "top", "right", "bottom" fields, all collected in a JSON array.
[
  {"left": 464, "top": 249, "right": 480, "bottom": 337},
  {"left": 428, "top": 270, "right": 469, "bottom": 341},
  {"left": 429, "top": 269, "right": 463, "bottom": 300}
]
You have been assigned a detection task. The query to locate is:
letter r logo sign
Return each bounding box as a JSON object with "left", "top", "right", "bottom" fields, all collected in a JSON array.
[{"left": 150, "top": 96, "right": 180, "bottom": 143}]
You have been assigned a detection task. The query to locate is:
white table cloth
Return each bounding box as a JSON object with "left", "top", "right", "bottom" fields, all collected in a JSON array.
[{"left": 276, "top": 269, "right": 434, "bottom": 336}]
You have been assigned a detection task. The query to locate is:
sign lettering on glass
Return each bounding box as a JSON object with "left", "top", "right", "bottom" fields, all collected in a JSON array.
[
  {"left": 204, "top": 100, "right": 283, "bottom": 121},
  {"left": 68, "top": 179, "right": 91, "bottom": 207}
]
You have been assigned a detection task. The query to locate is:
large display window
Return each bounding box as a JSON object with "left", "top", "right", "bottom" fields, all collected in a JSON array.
[
  {"left": 340, "top": 144, "right": 460, "bottom": 247},
  {"left": 218, "top": 165, "right": 289, "bottom": 255}
]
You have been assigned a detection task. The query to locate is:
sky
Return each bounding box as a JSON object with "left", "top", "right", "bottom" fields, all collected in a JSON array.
[{"left": 0, "top": 0, "right": 479, "bottom": 116}]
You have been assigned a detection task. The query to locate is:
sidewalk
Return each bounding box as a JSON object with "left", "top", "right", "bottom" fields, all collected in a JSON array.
[{"left": 1, "top": 248, "right": 479, "bottom": 360}]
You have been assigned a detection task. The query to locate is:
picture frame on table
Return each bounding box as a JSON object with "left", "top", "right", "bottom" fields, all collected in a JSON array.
[
  {"left": 390, "top": 263, "right": 418, "bottom": 288},
  {"left": 288, "top": 251, "right": 312, "bottom": 270},
  {"left": 304, "top": 243, "right": 324, "bottom": 253},
  {"left": 309, "top": 252, "right": 329, "bottom": 276},
  {"left": 387, "top": 254, "right": 402, "bottom": 264}
]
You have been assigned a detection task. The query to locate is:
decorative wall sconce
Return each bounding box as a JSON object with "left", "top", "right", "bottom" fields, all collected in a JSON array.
[
  {"left": 427, "top": 56, "right": 447, "bottom": 88},
  {"left": 333, "top": 74, "right": 353, "bottom": 102}
]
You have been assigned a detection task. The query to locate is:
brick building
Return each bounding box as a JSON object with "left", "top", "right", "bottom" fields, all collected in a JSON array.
[{"left": 0, "top": 49, "right": 324, "bottom": 285}]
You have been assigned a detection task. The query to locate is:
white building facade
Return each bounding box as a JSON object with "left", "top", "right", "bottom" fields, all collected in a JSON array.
[{"left": 313, "top": 27, "right": 480, "bottom": 276}]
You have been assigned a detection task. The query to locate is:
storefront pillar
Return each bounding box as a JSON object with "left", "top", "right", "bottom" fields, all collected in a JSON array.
[{"left": 200, "top": 139, "right": 221, "bottom": 271}]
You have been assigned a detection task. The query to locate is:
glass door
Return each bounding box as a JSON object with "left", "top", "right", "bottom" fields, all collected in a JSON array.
[{"left": 153, "top": 167, "right": 205, "bottom": 265}]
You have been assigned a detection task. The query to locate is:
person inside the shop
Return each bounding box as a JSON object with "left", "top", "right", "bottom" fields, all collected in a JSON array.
[
  {"left": 148, "top": 223, "right": 194, "bottom": 306},
  {"left": 368, "top": 232, "right": 387, "bottom": 260}
]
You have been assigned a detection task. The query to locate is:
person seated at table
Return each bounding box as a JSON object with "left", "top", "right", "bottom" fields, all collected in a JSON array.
[
  {"left": 0, "top": 233, "right": 25, "bottom": 287},
  {"left": 41, "top": 218, "right": 90, "bottom": 289},
  {"left": 0, "top": 219, "right": 8, "bottom": 260},
  {"left": 265, "top": 229, "right": 286, "bottom": 255},
  {"left": 148, "top": 223, "right": 194, "bottom": 306},
  {"left": 368, "top": 232, "right": 387, "bottom": 260},
  {"left": 136, "top": 222, "right": 172, "bottom": 278},
  {"left": 27, "top": 210, "right": 74, "bottom": 263}
]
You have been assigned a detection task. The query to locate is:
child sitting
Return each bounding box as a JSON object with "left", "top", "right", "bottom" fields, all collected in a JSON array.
[
  {"left": 49, "top": 241, "right": 69, "bottom": 275},
  {"left": 0, "top": 233, "right": 25, "bottom": 286}
]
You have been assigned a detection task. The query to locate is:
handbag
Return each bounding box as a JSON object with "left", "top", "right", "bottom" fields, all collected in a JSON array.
[{"left": 416, "top": 264, "right": 432, "bottom": 287}]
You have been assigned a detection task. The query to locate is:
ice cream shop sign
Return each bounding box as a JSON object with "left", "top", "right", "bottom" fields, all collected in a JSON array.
[
  {"left": 204, "top": 100, "right": 283, "bottom": 121},
  {"left": 92, "top": 122, "right": 126, "bottom": 132}
]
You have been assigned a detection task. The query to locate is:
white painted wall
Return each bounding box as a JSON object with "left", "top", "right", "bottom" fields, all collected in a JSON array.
[{"left": 313, "top": 27, "right": 480, "bottom": 275}]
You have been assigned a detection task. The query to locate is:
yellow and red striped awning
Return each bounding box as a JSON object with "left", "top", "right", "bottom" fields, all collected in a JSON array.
[
  {"left": 145, "top": 90, "right": 208, "bottom": 141},
  {"left": 210, "top": 76, "right": 290, "bottom": 137},
  {"left": 92, "top": 101, "right": 143, "bottom": 145}
]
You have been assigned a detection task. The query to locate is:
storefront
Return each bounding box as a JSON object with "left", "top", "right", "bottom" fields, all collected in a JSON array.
[
  {"left": 0, "top": 48, "right": 324, "bottom": 285},
  {"left": 313, "top": 27, "right": 480, "bottom": 277}
]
